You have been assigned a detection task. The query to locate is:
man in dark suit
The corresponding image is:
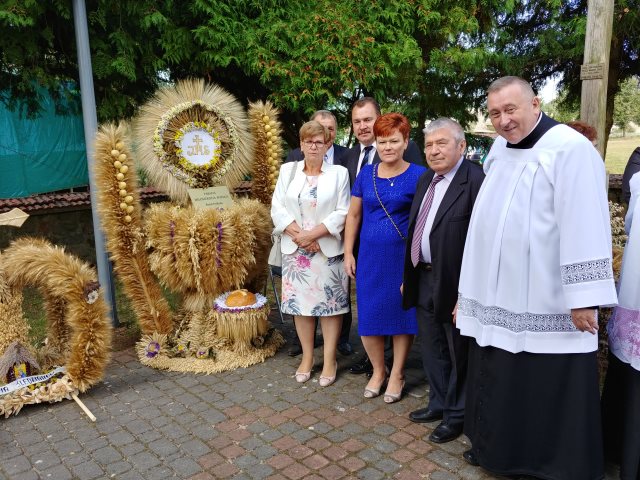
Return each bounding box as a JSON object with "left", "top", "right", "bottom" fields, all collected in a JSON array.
[
  {"left": 285, "top": 110, "right": 349, "bottom": 166},
  {"left": 342, "top": 97, "right": 423, "bottom": 188},
  {"left": 345, "top": 97, "right": 423, "bottom": 375},
  {"left": 402, "top": 118, "right": 484, "bottom": 444},
  {"left": 622, "top": 146, "right": 640, "bottom": 204},
  {"left": 283, "top": 109, "right": 353, "bottom": 357}
]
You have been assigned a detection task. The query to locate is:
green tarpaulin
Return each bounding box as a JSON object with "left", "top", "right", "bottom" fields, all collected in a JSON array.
[{"left": 0, "top": 89, "right": 88, "bottom": 199}]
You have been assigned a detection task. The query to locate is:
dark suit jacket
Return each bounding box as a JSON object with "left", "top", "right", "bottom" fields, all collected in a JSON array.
[
  {"left": 343, "top": 140, "right": 423, "bottom": 188},
  {"left": 285, "top": 143, "right": 349, "bottom": 165},
  {"left": 402, "top": 160, "right": 484, "bottom": 322},
  {"left": 622, "top": 147, "right": 640, "bottom": 204}
]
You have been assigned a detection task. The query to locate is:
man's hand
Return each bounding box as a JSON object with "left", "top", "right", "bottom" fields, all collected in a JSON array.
[
  {"left": 344, "top": 254, "right": 356, "bottom": 279},
  {"left": 571, "top": 308, "right": 598, "bottom": 335}
]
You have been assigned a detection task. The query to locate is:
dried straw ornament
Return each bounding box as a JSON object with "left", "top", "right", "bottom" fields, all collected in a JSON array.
[
  {"left": 93, "top": 79, "right": 285, "bottom": 373},
  {"left": 248, "top": 100, "right": 284, "bottom": 205},
  {"left": 0, "top": 238, "right": 112, "bottom": 417}
]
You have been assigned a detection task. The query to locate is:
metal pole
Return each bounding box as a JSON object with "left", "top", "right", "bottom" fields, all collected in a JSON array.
[{"left": 72, "top": 0, "right": 118, "bottom": 326}]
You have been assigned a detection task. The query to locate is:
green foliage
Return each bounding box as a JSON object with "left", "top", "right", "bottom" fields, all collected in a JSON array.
[
  {"left": 613, "top": 76, "right": 640, "bottom": 136},
  {"left": 542, "top": 89, "right": 580, "bottom": 123},
  {"left": 0, "top": 0, "right": 638, "bottom": 151}
]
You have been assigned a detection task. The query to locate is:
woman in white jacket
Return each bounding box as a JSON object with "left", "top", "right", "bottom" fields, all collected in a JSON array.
[{"left": 271, "top": 121, "right": 351, "bottom": 387}]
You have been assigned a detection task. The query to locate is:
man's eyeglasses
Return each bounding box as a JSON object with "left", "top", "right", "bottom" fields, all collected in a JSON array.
[{"left": 303, "top": 141, "right": 325, "bottom": 149}]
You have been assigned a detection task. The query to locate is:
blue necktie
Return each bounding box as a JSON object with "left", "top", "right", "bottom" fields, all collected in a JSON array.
[{"left": 359, "top": 146, "right": 374, "bottom": 170}]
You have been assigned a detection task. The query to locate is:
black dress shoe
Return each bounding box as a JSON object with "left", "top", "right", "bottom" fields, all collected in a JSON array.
[
  {"left": 349, "top": 355, "right": 373, "bottom": 375},
  {"left": 463, "top": 449, "right": 480, "bottom": 466},
  {"left": 409, "top": 408, "right": 443, "bottom": 424},
  {"left": 287, "top": 343, "right": 302, "bottom": 357},
  {"left": 337, "top": 342, "right": 353, "bottom": 356},
  {"left": 428, "top": 422, "right": 463, "bottom": 444}
]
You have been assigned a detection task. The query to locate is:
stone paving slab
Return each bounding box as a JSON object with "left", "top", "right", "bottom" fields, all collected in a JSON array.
[{"left": 1, "top": 309, "right": 619, "bottom": 479}]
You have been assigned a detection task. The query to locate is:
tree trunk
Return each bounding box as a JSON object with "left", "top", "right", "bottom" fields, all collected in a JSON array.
[{"left": 604, "top": 7, "right": 624, "bottom": 157}]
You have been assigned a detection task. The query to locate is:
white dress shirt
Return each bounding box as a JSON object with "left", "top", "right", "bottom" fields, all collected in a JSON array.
[
  {"left": 419, "top": 156, "right": 464, "bottom": 263},
  {"left": 355, "top": 142, "right": 377, "bottom": 176},
  {"left": 324, "top": 144, "right": 335, "bottom": 165}
]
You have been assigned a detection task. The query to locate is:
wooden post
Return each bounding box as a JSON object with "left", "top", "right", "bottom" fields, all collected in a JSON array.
[{"left": 580, "top": 0, "right": 614, "bottom": 158}]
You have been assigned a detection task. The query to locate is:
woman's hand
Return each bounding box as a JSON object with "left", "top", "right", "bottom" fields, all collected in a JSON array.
[
  {"left": 305, "top": 241, "right": 320, "bottom": 253},
  {"left": 293, "top": 230, "right": 317, "bottom": 249},
  {"left": 284, "top": 222, "right": 302, "bottom": 238},
  {"left": 344, "top": 254, "right": 356, "bottom": 279}
]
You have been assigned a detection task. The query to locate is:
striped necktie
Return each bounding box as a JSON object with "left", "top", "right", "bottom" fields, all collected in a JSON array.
[
  {"left": 410, "top": 175, "right": 445, "bottom": 267},
  {"left": 359, "top": 145, "right": 374, "bottom": 170}
]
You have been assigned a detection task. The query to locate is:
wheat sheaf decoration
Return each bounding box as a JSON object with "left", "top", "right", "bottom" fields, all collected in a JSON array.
[
  {"left": 133, "top": 79, "right": 255, "bottom": 205},
  {"left": 0, "top": 238, "right": 112, "bottom": 417},
  {"left": 93, "top": 123, "right": 173, "bottom": 335},
  {"left": 248, "top": 101, "right": 284, "bottom": 205}
]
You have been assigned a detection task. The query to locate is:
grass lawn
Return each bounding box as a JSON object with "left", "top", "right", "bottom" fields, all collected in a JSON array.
[{"left": 605, "top": 135, "right": 639, "bottom": 174}]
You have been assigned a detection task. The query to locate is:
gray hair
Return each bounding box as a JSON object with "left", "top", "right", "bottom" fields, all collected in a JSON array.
[
  {"left": 423, "top": 118, "right": 465, "bottom": 144},
  {"left": 310, "top": 110, "right": 336, "bottom": 124},
  {"left": 487, "top": 76, "right": 536, "bottom": 99}
]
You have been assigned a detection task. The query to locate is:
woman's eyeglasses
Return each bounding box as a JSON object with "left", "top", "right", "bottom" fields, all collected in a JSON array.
[{"left": 303, "top": 141, "right": 325, "bottom": 149}]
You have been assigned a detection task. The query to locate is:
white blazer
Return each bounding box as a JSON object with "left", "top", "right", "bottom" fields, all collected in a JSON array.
[{"left": 271, "top": 161, "right": 350, "bottom": 257}]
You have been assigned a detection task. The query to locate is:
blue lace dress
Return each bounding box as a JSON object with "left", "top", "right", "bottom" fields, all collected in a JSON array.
[{"left": 352, "top": 163, "right": 426, "bottom": 335}]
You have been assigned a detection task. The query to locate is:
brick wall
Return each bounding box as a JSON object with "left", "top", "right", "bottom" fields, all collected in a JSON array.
[{"left": 0, "top": 209, "right": 97, "bottom": 264}]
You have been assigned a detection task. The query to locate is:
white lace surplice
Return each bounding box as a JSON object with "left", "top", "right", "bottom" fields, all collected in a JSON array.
[
  {"left": 457, "top": 124, "right": 617, "bottom": 354},
  {"left": 608, "top": 173, "right": 640, "bottom": 371}
]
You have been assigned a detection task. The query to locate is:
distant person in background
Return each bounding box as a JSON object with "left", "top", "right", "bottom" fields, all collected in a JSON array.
[
  {"left": 601, "top": 170, "right": 640, "bottom": 480},
  {"left": 285, "top": 110, "right": 349, "bottom": 166},
  {"left": 566, "top": 120, "right": 598, "bottom": 146},
  {"left": 622, "top": 146, "right": 640, "bottom": 204}
]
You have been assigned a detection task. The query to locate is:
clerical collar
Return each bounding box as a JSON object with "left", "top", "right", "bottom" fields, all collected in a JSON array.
[{"left": 507, "top": 113, "right": 559, "bottom": 149}]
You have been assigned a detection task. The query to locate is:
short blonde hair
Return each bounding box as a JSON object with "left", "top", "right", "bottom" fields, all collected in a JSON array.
[{"left": 299, "top": 120, "right": 330, "bottom": 143}]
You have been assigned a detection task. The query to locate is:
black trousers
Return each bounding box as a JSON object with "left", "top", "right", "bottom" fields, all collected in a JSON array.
[
  {"left": 602, "top": 353, "right": 640, "bottom": 480},
  {"left": 415, "top": 268, "right": 468, "bottom": 427}
]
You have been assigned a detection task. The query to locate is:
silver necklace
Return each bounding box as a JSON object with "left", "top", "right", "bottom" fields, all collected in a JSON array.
[{"left": 386, "top": 177, "right": 396, "bottom": 187}]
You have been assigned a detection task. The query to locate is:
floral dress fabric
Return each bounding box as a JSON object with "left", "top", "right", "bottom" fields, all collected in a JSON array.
[
  {"left": 281, "top": 175, "right": 349, "bottom": 317},
  {"left": 608, "top": 171, "right": 640, "bottom": 371}
]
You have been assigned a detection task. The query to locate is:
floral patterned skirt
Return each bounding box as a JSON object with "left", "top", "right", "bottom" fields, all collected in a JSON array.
[{"left": 281, "top": 249, "right": 349, "bottom": 317}]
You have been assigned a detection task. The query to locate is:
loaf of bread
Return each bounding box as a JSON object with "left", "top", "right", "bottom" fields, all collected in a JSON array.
[{"left": 225, "top": 289, "right": 257, "bottom": 307}]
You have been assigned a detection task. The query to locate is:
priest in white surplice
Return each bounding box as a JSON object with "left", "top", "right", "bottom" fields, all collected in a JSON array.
[{"left": 456, "top": 76, "right": 617, "bottom": 480}]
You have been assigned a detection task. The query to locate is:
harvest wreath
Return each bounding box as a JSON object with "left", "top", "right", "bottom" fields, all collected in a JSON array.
[
  {"left": 0, "top": 238, "right": 111, "bottom": 418},
  {"left": 92, "top": 80, "right": 286, "bottom": 374}
]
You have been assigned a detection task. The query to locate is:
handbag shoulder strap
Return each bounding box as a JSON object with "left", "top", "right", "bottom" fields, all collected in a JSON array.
[
  {"left": 372, "top": 164, "right": 406, "bottom": 241},
  {"left": 284, "top": 161, "right": 298, "bottom": 191}
]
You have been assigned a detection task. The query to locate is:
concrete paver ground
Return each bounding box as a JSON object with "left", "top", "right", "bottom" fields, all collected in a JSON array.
[{"left": 1, "top": 306, "right": 619, "bottom": 479}]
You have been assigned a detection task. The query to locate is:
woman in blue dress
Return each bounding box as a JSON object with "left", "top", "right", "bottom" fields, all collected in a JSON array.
[{"left": 344, "top": 113, "right": 426, "bottom": 403}]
